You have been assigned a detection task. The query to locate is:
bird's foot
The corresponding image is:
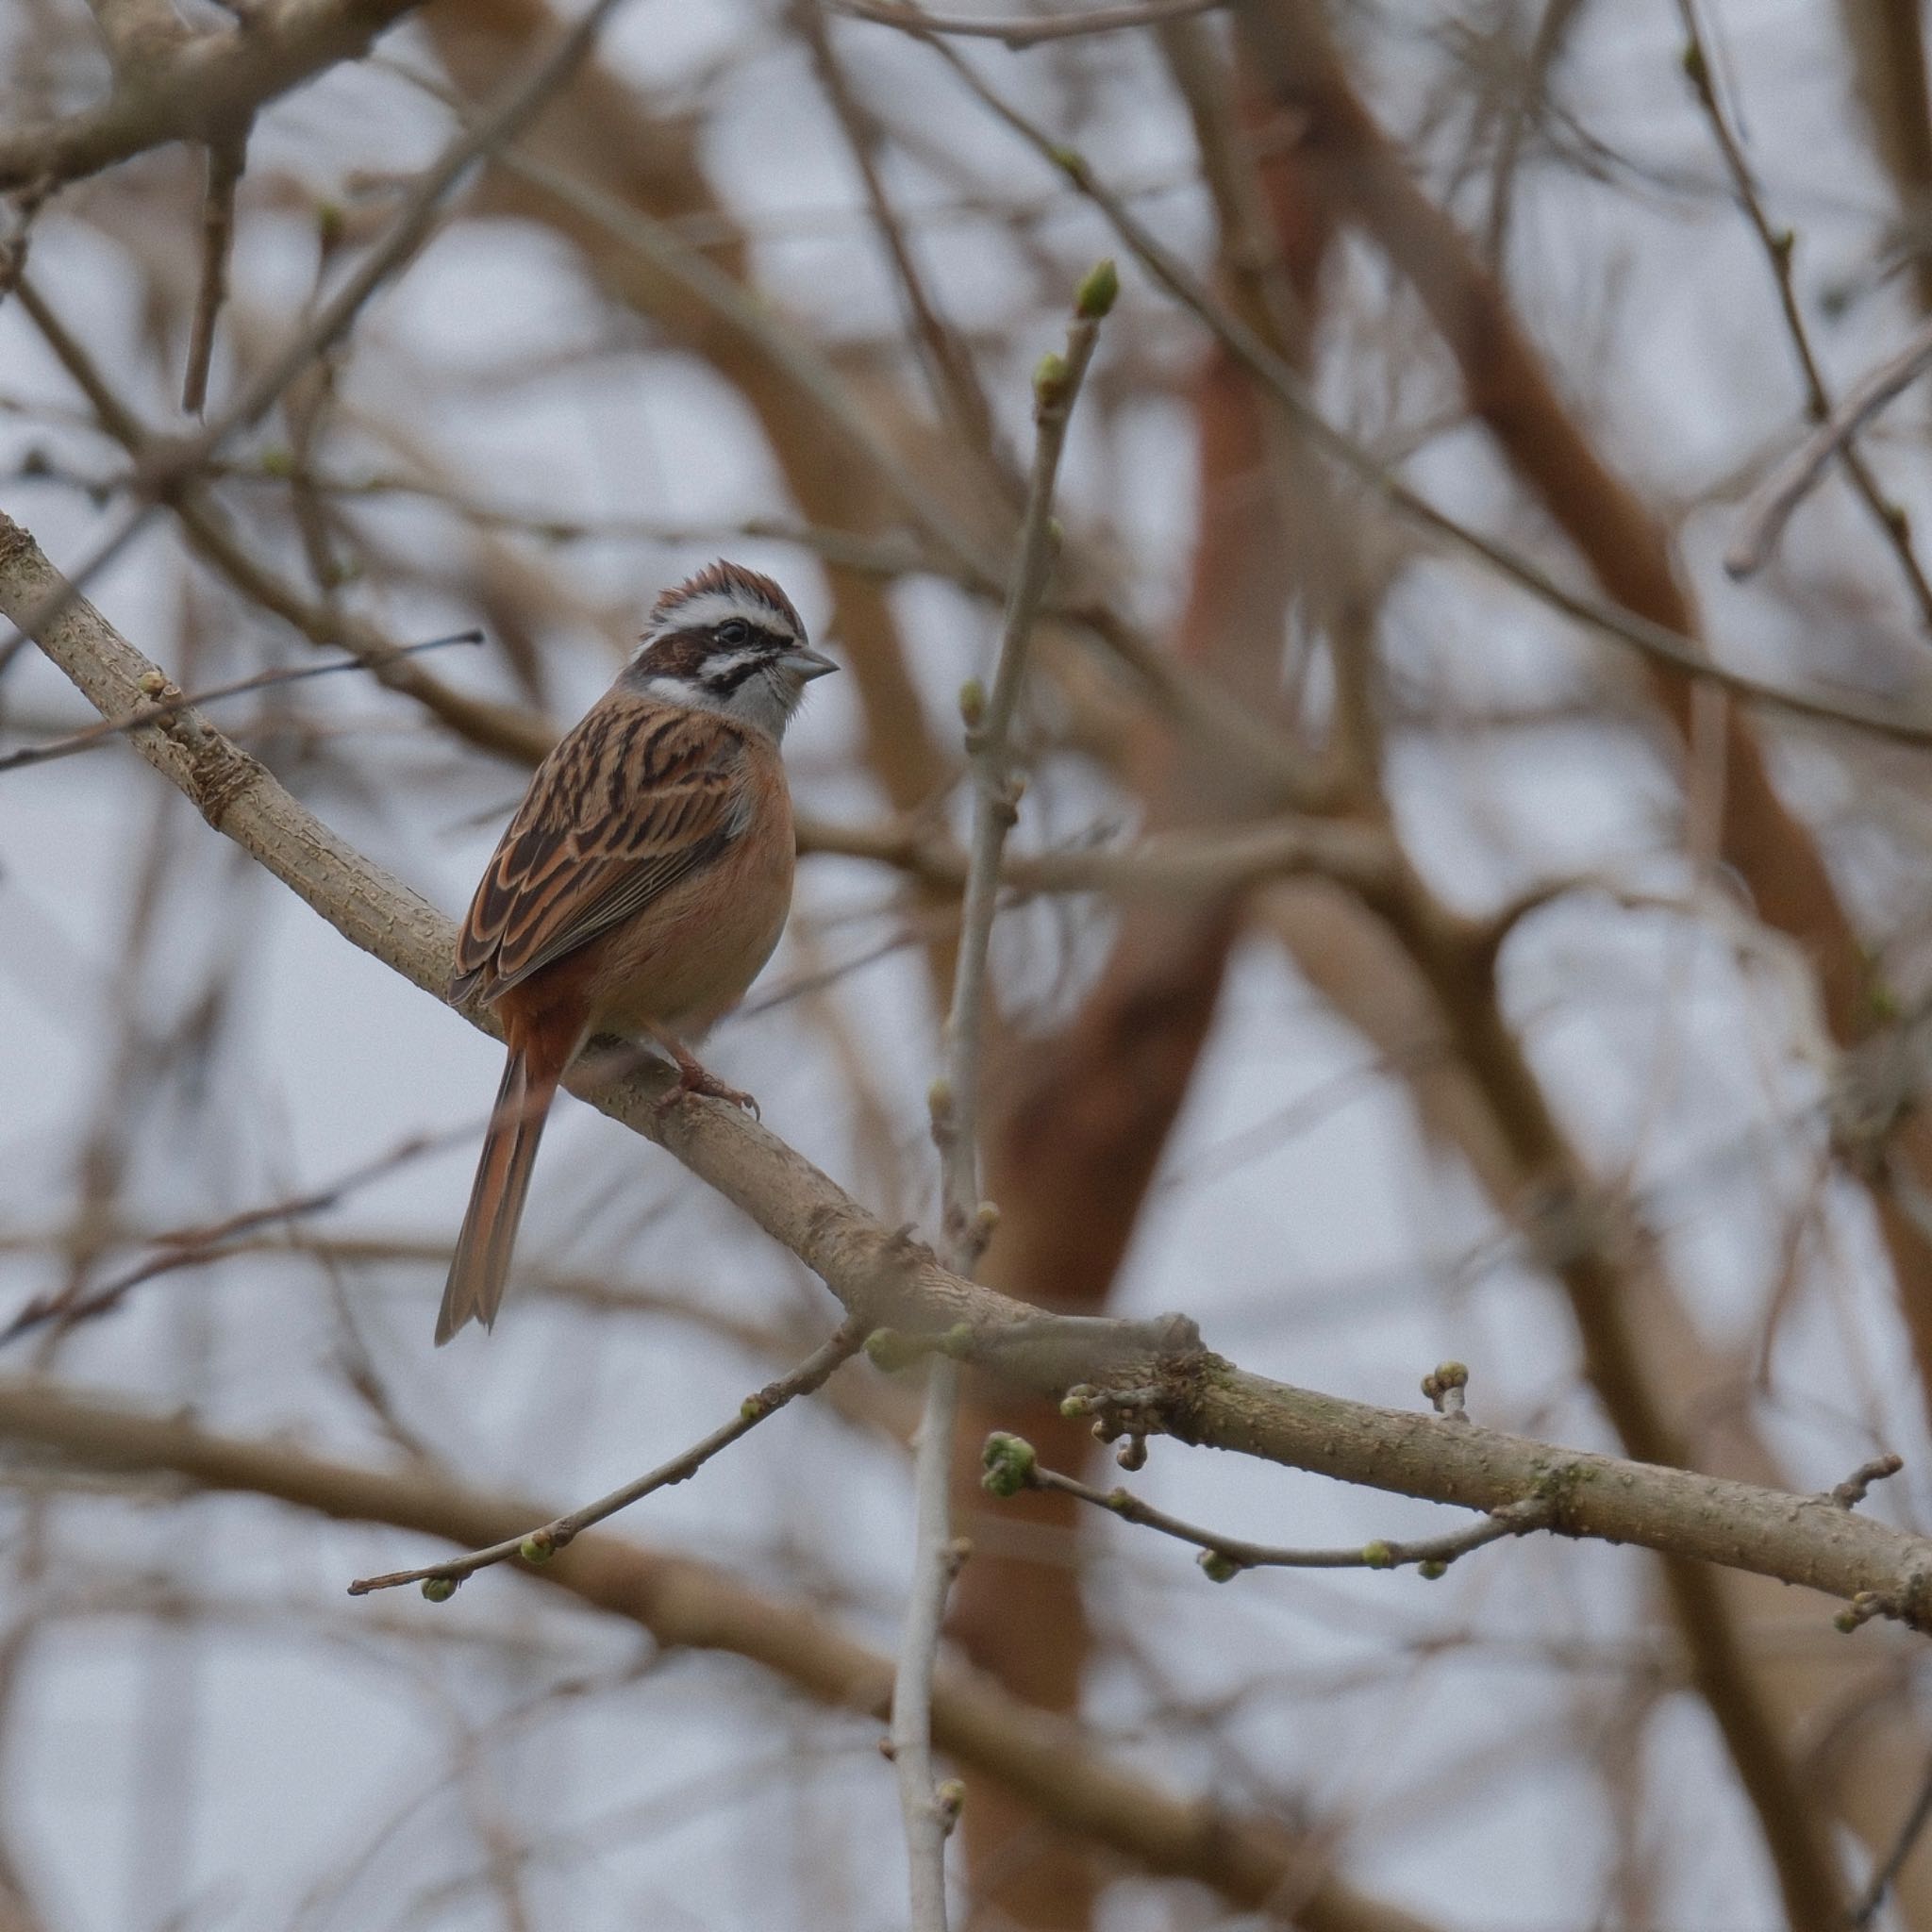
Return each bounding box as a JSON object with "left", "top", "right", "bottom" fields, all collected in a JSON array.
[{"left": 653, "top": 1041, "right": 759, "bottom": 1121}]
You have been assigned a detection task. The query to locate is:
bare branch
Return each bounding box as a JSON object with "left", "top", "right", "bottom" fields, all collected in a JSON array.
[
  {"left": 893, "top": 261, "right": 1111, "bottom": 1932},
  {"left": 0, "top": 627, "right": 481, "bottom": 774},
  {"left": 1831, "top": 1452, "right": 1907, "bottom": 1511},
  {"left": 1674, "top": 0, "right": 1932, "bottom": 627},
  {"left": 828, "top": 0, "right": 1221, "bottom": 49},
  {"left": 918, "top": 25, "right": 1932, "bottom": 750},
  {"left": 0, "top": 0, "right": 648, "bottom": 665},
  {"left": 0, "top": 1377, "right": 1437, "bottom": 1932},
  {"left": 1728, "top": 313, "right": 1932, "bottom": 579},
  {"left": 981, "top": 1432, "right": 1555, "bottom": 1580},
  {"left": 1853, "top": 1750, "right": 1932, "bottom": 1928},
  {"left": 0, "top": 0, "right": 424, "bottom": 191},
  {"left": 347, "top": 1324, "right": 862, "bottom": 1595},
  {"left": 13, "top": 272, "right": 555, "bottom": 763},
  {"left": 181, "top": 125, "right": 250, "bottom": 416},
  {"left": 0, "top": 1128, "right": 456, "bottom": 1342},
  {"left": 794, "top": 811, "right": 1394, "bottom": 901}
]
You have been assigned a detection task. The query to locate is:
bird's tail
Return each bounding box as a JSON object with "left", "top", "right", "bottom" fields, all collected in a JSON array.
[{"left": 437, "top": 1044, "right": 562, "bottom": 1344}]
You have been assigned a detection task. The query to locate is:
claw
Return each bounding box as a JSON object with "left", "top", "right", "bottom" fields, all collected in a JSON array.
[{"left": 650, "top": 1035, "right": 758, "bottom": 1120}]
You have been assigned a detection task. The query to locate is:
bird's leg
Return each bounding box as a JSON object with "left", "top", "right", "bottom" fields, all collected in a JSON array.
[{"left": 647, "top": 1028, "right": 758, "bottom": 1120}]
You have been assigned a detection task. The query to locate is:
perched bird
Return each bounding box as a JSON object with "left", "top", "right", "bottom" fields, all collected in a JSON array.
[{"left": 438, "top": 561, "right": 836, "bottom": 1344}]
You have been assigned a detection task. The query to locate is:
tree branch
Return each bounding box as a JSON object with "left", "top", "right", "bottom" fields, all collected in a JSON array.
[
  {"left": 347, "top": 1324, "right": 862, "bottom": 1594},
  {"left": 4, "top": 506, "right": 1932, "bottom": 1636},
  {"left": 893, "top": 265, "right": 1111, "bottom": 1932},
  {"left": 0, "top": 1376, "right": 1435, "bottom": 1932},
  {"left": 0, "top": 0, "right": 425, "bottom": 190}
]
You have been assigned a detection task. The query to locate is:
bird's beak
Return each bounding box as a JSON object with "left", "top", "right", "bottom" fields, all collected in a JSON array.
[{"left": 781, "top": 645, "right": 839, "bottom": 681}]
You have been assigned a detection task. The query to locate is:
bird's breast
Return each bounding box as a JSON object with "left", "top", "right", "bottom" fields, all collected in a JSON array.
[{"left": 582, "top": 779, "right": 795, "bottom": 1038}]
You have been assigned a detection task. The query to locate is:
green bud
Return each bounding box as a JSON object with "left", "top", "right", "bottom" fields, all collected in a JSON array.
[
  {"left": 958, "top": 678, "right": 986, "bottom": 728},
  {"left": 1074, "top": 256, "right": 1119, "bottom": 319},
  {"left": 519, "top": 1534, "right": 555, "bottom": 1565},
  {"left": 865, "top": 1327, "right": 921, "bottom": 1373},
  {"left": 981, "top": 1431, "right": 1037, "bottom": 1498},
  {"left": 1834, "top": 1607, "right": 1861, "bottom": 1634},
  {"left": 1360, "top": 1540, "right": 1394, "bottom": 1570},
  {"left": 1418, "top": 1558, "right": 1449, "bottom": 1581},
  {"left": 1033, "top": 351, "right": 1071, "bottom": 409},
  {"left": 421, "top": 1575, "right": 458, "bottom": 1603},
  {"left": 1199, "top": 1550, "right": 1240, "bottom": 1584}
]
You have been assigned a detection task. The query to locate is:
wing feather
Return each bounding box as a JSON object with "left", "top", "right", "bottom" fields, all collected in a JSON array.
[{"left": 451, "top": 696, "right": 749, "bottom": 1004}]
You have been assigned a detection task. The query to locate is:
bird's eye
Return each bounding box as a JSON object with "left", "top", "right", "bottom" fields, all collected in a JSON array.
[{"left": 716, "top": 619, "right": 750, "bottom": 646}]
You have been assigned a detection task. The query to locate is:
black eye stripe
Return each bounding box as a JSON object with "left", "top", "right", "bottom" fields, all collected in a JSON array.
[
  {"left": 632, "top": 619, "right": 802, "bottom": 684},
  {"left": 700, "top": 625, "right": 793, "bottom": 671}
]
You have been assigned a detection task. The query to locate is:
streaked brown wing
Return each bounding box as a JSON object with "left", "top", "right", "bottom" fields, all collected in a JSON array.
[{"left": 451, "top": 698, "right": 749, "bottom": 1003}]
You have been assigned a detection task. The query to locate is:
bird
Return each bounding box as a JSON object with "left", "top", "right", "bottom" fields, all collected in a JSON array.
[{"left": 436, "top": 560, "right": 836, "bottom": 1344}]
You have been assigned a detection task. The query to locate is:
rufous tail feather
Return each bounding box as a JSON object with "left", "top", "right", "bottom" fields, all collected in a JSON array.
[{"left": 437, "top": 1047, "right": 560, "bottom": 1343}]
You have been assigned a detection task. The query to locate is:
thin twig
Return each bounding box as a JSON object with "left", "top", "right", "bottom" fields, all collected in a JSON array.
[
  {"left": 0, "top": 628, "right": 481, "bottom": 774},
  {"left": 891, "top": 265, "right": 1114, "bottom": 1932},
  {"left": 981, "top": 1435, "right": 1556, "bottom": 1579},
  {"left": 802, "top": 3, "right": 999, "bottom": 455},
  {"left": 830, "top": 0, "right": 1220, "bottom": 47},
  {"left": 475, "top": 138, "right": 1314, "bottom": 798},
  {"left": 796, "top": 810, "right": 1392, "bottom": 900},
  {"left": 14, "top": 273, "right": 551, "bottom": 764},
  {"left": 0, "top": 0, "right": 645, "bottom": 672},
  {"left": 0, "top": 1374, "right": 1429, "bottom": 1927},
  {"left": 934, "top": 276, "right": 1110, "bottom": 1259},
  {"left": 1729, "top": 313, "right": 1932, "bottom": 578},
  {"left": 0, "top": 176, "right": 53, "bottom": 319},
  {"left": 0, "top": 1129, "right": 461, "bottom": 1345},
  {"left": 1830, "top": 1452, "right": 1906, "bottom": 1510},
  {"left": 182, "top": 125, "right": 250, "bottom": 416},
  {"left": 1676, "top": 0, "right": 1932, "bottom": 628},
  {"left": 489, "top": 144, "right": 1001, "bottom": 589},
  {"left": 917, "top": 27, "right": 1932, "bottom": 749},
  {"left": 889, "top": 1354, "right": 966, "bottom": 1929},
  {"left": 1851, "top": 1748, "right": 1932, "bottom": 1927},
  {"left": 348, "top": 1325, "right": 861, "bottom": 1595}
]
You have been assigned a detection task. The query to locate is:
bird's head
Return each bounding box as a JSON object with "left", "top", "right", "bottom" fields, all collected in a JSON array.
[{"left": 628, "top": 560, "right": 836, "bottom": 738}]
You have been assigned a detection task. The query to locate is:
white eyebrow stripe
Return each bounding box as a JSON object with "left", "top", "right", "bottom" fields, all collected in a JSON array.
[{"left": 645, "top": 590, "right": 797, "bottom": 639}]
